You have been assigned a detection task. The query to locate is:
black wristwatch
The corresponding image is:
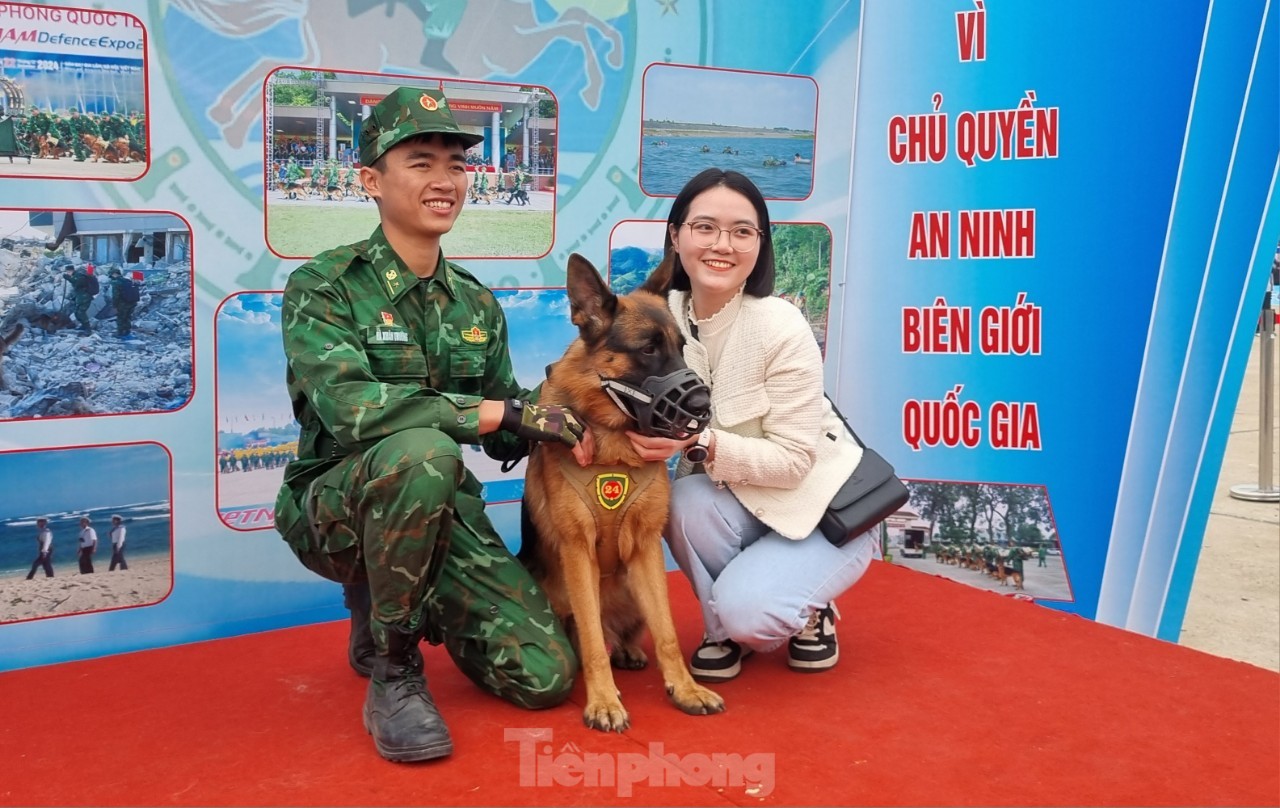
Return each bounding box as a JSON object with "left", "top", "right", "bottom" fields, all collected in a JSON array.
[{"left": 683, "top": 430, "right": 712, "bottom": 463}]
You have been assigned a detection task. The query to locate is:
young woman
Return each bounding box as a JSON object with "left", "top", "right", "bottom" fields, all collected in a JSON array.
[{"left": 628, "top": 168, "right": 879, "bottom": 681}]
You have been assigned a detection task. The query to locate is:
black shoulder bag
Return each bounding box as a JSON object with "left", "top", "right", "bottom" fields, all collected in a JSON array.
[{"left": 818, "top": 398, "right": 911, "bottom": 546}]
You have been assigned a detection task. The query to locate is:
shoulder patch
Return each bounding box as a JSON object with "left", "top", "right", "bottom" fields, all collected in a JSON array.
[
  {"left": 446, "top": 260, "right": 482, "bottom": 286},
  {"left": 299, "top": 244, "right": 363, "bottom": 281}
]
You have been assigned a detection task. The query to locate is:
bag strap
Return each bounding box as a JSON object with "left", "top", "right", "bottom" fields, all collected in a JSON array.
[{"left": 825, "top": 395, "right": 866, "bottom": 450}]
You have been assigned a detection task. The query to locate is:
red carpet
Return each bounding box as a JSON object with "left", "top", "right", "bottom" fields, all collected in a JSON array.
[{"left": 1, "top": 562, "right": 1276, "bottom": 806}]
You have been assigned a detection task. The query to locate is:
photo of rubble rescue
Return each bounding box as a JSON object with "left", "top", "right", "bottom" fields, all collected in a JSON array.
[{"left": 0, "top": 209, "right": 194, "bottom": 420}]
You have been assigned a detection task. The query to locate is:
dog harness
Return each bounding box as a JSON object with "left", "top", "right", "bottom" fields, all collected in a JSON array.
[{"left": 555, "top": 455, "right": 665, "bottom": 576}]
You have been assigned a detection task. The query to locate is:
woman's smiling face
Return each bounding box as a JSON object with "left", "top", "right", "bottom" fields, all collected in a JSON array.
[{"left": 669, "top": 185, "right": 761, "bottom": 313}]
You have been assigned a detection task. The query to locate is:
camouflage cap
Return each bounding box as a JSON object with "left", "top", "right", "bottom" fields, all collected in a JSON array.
[{"left": 358, "top": 87, "right": 483, "bottom": 167}]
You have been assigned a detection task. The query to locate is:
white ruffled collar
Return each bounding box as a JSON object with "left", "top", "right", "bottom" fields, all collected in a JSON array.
[{"left": 688, "top": 287, "right": 744, "bottom": 337}]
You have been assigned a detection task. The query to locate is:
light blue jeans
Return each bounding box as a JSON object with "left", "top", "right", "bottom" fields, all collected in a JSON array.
[{"left": 666, "top": 473, "right": 879, "bottom": 653}]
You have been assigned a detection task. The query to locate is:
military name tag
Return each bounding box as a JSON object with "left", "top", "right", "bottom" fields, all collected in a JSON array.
[{"left": 366, "top": 325, "right": 410, "bottom": 344}]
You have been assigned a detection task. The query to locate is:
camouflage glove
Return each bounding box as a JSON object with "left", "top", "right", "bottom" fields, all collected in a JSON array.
[{"left": 500, "top": 399, "right": 585, "bottom": 448}]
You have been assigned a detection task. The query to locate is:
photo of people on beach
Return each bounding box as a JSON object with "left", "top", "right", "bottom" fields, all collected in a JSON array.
[
  {"left": 608, "top": 219, "right": 833, "bottom": 354},
  {"left": 0, "top": 442, "right": 173, "bottom": 624},
  {"left": 640, "top": 64, "right": 817, "bottom": 199}
]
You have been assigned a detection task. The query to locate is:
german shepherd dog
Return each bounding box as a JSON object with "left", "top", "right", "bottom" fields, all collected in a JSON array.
[
  {"left": 518, "top": 254, "right": 725, "bottom": 732},
  {"left": 468, "top": 183, "right": 496, "bottom": 205}
]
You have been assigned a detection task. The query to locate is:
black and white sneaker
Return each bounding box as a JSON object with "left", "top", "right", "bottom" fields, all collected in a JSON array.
[
  {"left": 788, "top": 603, "right": 840, "bottom": 672},
  {"left": 690, "top": 636, "right": 750, "bottom": 681}
]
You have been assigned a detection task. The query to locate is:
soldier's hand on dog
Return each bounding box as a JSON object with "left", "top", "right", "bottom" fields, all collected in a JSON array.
[
  {"left": 480, "top": 400, "right": 594, "bottom": 466},
  {"left": 501, "top": 399, "right": 586, "bottom": 446}
]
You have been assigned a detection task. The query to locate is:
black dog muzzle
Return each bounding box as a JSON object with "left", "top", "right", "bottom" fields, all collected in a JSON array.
[{"left": 600, "top": 368, "right": 711, "bottom": 439}]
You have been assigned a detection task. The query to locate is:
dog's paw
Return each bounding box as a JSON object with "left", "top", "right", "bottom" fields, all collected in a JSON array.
[
  {"left": 668, "top": 681, "right": 726, "bottom": 716},
  {"left": 610, "top": 645, "right": 648, "bottom": 670},
  {"left": 583, "top": 697, "right": 630, "bottom": 733}
]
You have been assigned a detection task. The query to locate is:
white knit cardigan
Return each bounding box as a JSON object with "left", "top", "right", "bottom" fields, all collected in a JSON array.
[{"left": 669, "top": 291, "right": 863, "bottom": 540}]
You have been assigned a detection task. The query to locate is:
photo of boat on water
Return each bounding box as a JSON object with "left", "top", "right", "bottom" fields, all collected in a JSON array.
[{"left": 640, "top": 63, "right": 818, "bottom": 199}]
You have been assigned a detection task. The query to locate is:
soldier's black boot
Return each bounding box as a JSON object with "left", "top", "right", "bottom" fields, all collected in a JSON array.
[
  {"left": 345, "top": 582, "right": 424, "bottom": 677},
  {"left": 363, "top": 626, "right": 453, "bottom": 763},
  {"left": 343, "top": 581, "right": 376, "bottom": 677}
]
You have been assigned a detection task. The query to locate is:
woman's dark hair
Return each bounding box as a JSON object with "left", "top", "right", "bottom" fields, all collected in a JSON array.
[{"left": 664, "top": 168, "right": 775, "bottom": 297}]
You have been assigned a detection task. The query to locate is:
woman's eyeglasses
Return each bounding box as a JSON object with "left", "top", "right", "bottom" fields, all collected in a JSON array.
[{"left": 683, "top": 221, "right": 762, "bottom": 252}]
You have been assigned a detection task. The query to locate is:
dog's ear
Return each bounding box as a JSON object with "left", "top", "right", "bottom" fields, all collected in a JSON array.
[
  {"left": 639, "top": 252, "right": 675, "bottom": 297},
  {"left": 566, "top": 253, "right": 616, "bottom": 343}
]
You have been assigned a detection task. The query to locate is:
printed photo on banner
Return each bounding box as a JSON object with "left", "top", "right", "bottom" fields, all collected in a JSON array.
[
  {"left": 888, "top": 480, "right": 1073, "bottom": 603},
  {"left": 212, "top": 288, "right": 578, "bottom": 530},
  {"left": 476, "top": 287, "right": 582, "bottom": 502},
  {"left": 0, "top": 2, "right": 149, "bottom": 180},
  {"left": 214, "top": 292, "right": 297, "bottom": 532},
  {"left": 263, "top": 68, "right": 556, "bottom": 261},
  {"left": 0, "top": 441, "right": 173, "bottom": 625},
  {"left": 0, "top": 208, "right": 194, "bottom": 422},
  {"left": 609, "top": 219, "right": 834, "bottom": 354},
  {"left": 640, "top": 63, "right": 817, "bottom": 200}
]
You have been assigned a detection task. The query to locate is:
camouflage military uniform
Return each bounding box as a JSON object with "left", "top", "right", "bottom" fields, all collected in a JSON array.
[
  {"left": 64, "top": 268, "right": 97, "bottom": 329},
  {"left": 285, "top": 157, "right": 304, "bottom": 188},
  {"left": 127, "top": 113, "right": 146, "bottom": 157},
  {"left": 109, "top": 269, "right": 137, "bottom": 337},
  {"left": 53, "top": 115, "right": 75, "bottom": 159},
  {"left": 67, "top": 111, "right": 96, "bottom": 161},
  {"left": 275, "top": 224, "right": 575, "bottom": 709}
]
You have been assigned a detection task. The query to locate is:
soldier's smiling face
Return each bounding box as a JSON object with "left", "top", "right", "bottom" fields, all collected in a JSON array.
[{"left": 361, "top": 133, "right": 470, "bottom": 244}]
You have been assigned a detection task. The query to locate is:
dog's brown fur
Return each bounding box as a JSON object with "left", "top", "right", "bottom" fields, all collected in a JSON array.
[
  {"left": 468, "top": 184, "right": 496, "bottom": 205},
  {"left": 28, "top": 312, "right": 75, "bottom": 333},
  {"left": 37, "top": 135, "right": 66, "bottom": 160},
  {"left": 101, "top": 137, "right": 138, "bottom": 163},
  {"left": 519, "top": 253, "right": 724, "bottom": 732}
]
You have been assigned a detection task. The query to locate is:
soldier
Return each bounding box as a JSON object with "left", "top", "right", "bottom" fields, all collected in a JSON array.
[
  {"left": 274, "top": 87, "right": 586, "bottom": 763},
  {"left": 97, "top": 111, "right": 118, "bottom": 142},
  {"left": 25, "top": 518, "right": 55, "bottom": 579},
  {"left": 108, "top": 266, "right": 139, "bottom": 338},
  {"left": 127, "top": 110, "right": 147, "bottom": 159},
  {"left": 343, "top": 163, "right": 360, "bottom": 198},
  {"left": 66, "top": 109, "right": 95, "bottom": 161},
  {"left": 284, "top": 156, "right": 304, "bottom": 196},
  {"left": 307, "top": 160, "right": 323, "bottom": 196},
  {"left": 26, "top": 106, "right": 50, "bottom": 156},
  {"left": 53, "top": 112, "right": 76, "bottom": 160},
  {"left": 507, "top": 164, "right": 530, "bottom": 206},
  {"left": 61, "top": 263, "right": 98, "bottom": 331},
  {"left": 322, "top": 158, "right": 337, "bottom": 197}
]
